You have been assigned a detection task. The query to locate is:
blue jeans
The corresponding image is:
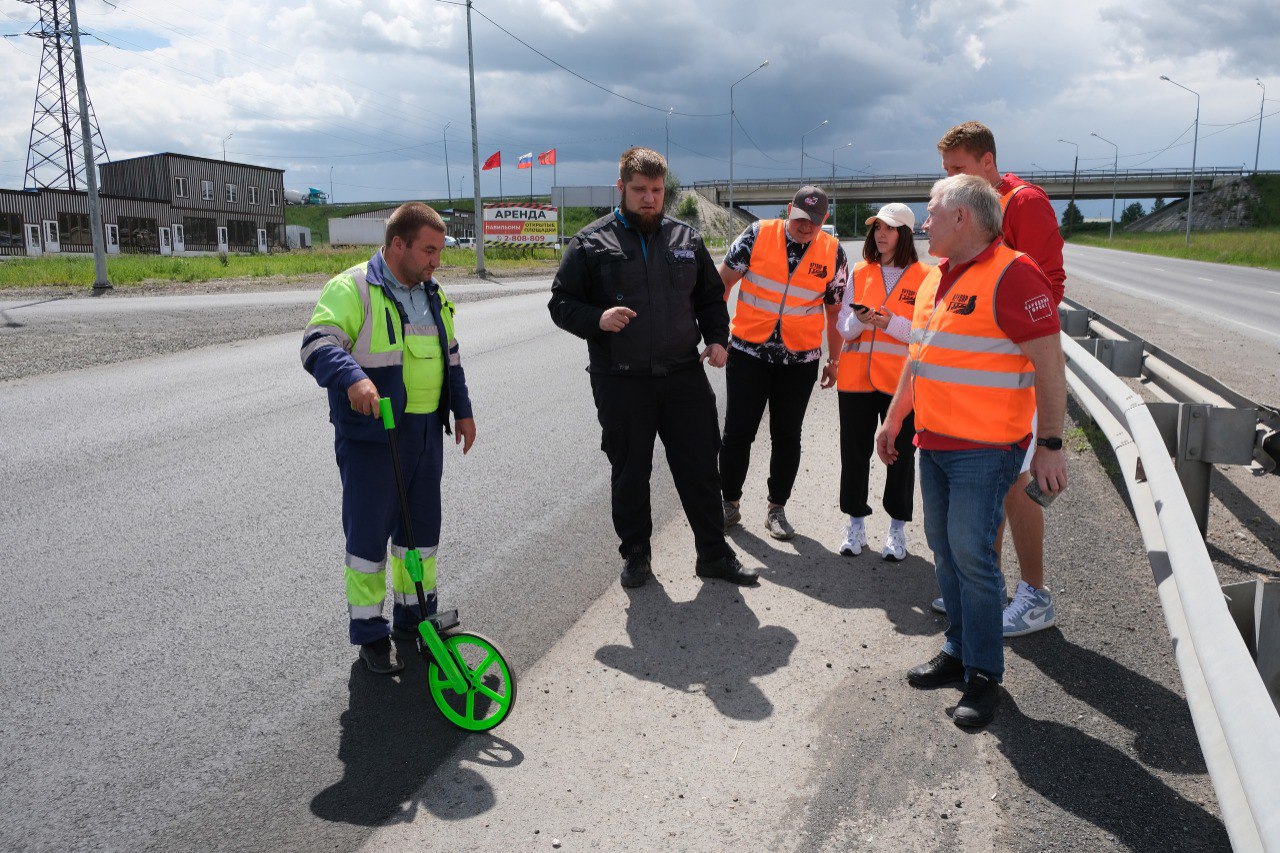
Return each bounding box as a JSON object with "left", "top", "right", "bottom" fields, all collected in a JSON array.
[{"left": 919, "top": 446, "right": 1025, "bottom": 682}]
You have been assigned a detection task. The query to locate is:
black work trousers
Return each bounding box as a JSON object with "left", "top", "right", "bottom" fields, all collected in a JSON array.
[
  {"left": 590, "top": 367, "right": 734, "bottom": 562},
  {"left": 838, "top": 390, "right": 916, "bottom": 521},
  {"left": 719, "top": 348, "right": 820, "bottom": 507}
]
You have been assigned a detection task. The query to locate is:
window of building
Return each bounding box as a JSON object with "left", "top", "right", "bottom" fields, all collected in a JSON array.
[
  {"left": 201, "top": 180, "right": 214, "bottom": 201},
  {"left": 57, "top": 212, "right": 92, "bottom": 249},
  {"left": 226, "top": 219, "right": 257, "bottom": 249},
  {"left": 0, "top": 213, "right": 23, "bottom": 254},
  {"left": 174, "top": 176, "right": 189, "bottom": 198},
  {"left": 268, "top": 187, "right": 279, "bottom": 207},
  {"left": 248, "top": 186, "right": 259, "bottom": 205},
  {"left": 118, "top": 216, "right": 159, "bottom": 253},
  {"left": 182, "top": 216, "right": 217, "bottom": 251},
  {"left": 225, "top": 183, "right": 239, "bottom": 204}
]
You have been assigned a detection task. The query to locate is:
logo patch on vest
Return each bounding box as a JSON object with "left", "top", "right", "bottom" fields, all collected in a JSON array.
[
  {"left": 899, "top": 288, "right": 917, "bottom": 306},
  {"left": 670, "top": 248, "right": 696, "bottom": 262},
  {"left": 947, "top": 293, "right": 978, "bottom": 315},
  {"left": 1024, "top": 294, "right": 1052, "bottom": 323},
  {"left": 807, "top": 262, "right": 828, "bottom": 278}
]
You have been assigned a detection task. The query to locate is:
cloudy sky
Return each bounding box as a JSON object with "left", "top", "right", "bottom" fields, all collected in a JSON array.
[{"left": 1, "top": 0, "right": 1277, "bottom": 215}]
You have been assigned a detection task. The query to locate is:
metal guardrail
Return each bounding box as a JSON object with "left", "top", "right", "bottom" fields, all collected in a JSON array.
[
  {"left": 1061, "top": 297, "right": 1280, "bottom": 534},
  {"left": 1061, "top": 320, "right": 1280, "bottom": 851},
  {"left": 690, "top": 167, "right": 1276, "bottom": 192}
]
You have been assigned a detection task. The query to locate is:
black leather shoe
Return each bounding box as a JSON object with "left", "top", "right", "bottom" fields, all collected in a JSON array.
[
  {"left": 358, "top": 637, "right": 404, "bottom": 674},
  {"left": 953, "top": 671, "right": 1001, "bottom": 728},
  {"left": 695, "top": 554, "right": 759, "bottom": 586},
  {"left": 906, "top": 651, "right": 965, "bottom": 688},
  {"left": 620, "top": 552, "right": 653, "bottom": 588}
]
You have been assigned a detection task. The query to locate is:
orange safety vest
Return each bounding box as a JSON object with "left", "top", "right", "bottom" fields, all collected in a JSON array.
[
  {"left": 837, "top": 261, "right": 935, "bottom": 394},
  {"left": 908, "top": 243, "right": 1036, "bottom": 446},
  {"left": 732, "top": 219, "right": 837, "bottom": 351},
  {"left": 999, "top": 183, "right": 1028, "bottom": 212}
]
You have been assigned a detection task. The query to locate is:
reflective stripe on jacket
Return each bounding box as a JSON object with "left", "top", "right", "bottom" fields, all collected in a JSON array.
[
  {"left": 732, "top": 219, "right": 837, "bottom": 351},
  {"left": 837, "top": 260, "right": 935, "bottom": 394},
  {"left": 301, "top": 260, "right": 457, "bottom": 442},
  {"left": 907, "top": 243, "right": 1035, "bottom": 445}
]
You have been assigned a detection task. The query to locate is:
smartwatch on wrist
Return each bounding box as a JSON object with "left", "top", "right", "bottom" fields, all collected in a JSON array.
[{"left": 1036, "top": 437, "right": 1063, "bottom": 451}]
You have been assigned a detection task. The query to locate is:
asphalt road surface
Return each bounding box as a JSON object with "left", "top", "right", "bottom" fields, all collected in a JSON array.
[{"left": 1, "top": 279, "right": 1229, "bottom": 851}]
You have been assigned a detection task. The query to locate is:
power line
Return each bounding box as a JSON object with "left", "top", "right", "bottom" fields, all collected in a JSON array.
[{"left": 468, "top": 2, "right": 732, "bottom": 117}]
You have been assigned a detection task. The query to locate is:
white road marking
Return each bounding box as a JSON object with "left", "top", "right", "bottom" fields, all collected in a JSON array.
[
  {"left": 1198, "top": 277, "right": 1213, "bottom": 282},
  {"left": 1082, "top": 272, "right": 1280, "bottom": 344}
]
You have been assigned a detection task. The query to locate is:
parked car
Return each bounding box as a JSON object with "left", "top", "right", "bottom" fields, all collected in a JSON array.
[
  {"left": 456, "top": 237, "right": 475, "bottom": 248},
  {"left": 821, "top": 224, "right": 837, "bottom": 238},
  {"left": 445, "top": 235, "right": 458, "bottom": 247}
]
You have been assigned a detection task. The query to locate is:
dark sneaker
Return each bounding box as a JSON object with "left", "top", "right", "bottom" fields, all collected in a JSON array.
[
  {"left": 765, "top": 505, "right": 795, "bottom": 540},
  {"left": 620, "top": 552, "right": 653, "bottom": 588},
  {"left": 695, "top": 554, "right": 759, "bottom": 586},
  {"left": 358, "top": 637, "right": 404, "bottom": 674},
  {"left": 953, "top": 671, "right": 1001, "bottom": 728},
  {"left": 906, "top": 651, "right": 965, "bottom": 689},
  {"left": 722, "top": 500, "right": 742, "bottom": 533}
]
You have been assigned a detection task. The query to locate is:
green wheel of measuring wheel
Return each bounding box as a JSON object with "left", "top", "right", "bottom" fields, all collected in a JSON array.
[{"left": 428, "top": 631, "right": 517, "bottom": 731}]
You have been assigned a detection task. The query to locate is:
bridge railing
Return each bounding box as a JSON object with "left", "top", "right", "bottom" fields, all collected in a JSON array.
[
  {"left": 691, "top": 167, "right": 1268, "bottom": 191},
  {"left": 1060, "top": 308, "right": 1280, "bottom": 852}
]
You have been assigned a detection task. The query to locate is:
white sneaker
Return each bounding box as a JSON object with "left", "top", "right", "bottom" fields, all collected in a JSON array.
[
  {"left": 839, "top": 518, "right": 867, "bottom": 556},
  {"left": 882, "top": 526, "right": 907, "bottom": 562},
  {"left": 1003, "top": 580, "right": 1056, "bottom": 637}
]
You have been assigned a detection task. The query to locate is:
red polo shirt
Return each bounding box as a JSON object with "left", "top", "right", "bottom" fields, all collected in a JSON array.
[
  {"left": 914, "top": 239, "right": 1059, "bottom": 452},
  {"left": 998, "top": 173, "right": 1065, "bottom": 305}
]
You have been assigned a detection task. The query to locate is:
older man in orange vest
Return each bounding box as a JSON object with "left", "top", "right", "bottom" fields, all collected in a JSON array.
[
  {"left": 933, "top": 121, "right": 1067, "bottom": 637},
  {"left": 718, "top": 186, "right": 847, "bottom": 540},
  {"left": 876, "top": 174, "right": 1067, "bottom": 728}
]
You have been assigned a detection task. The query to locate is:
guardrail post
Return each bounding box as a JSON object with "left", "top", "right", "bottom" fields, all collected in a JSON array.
[
  {"left": 1059, "top": 307, "right": 1089, "bottom": 338},
  {"left": 1222, "top": 579, "right": 1280, "bottom": 715},
  {"left": 1175, "top": 403, "right": 1213, "bottom": 536}
]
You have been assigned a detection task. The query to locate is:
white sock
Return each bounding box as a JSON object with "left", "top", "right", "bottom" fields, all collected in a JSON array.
[
  {"left": 889, "top": 518, "right": 906, "bottom": 532},
  {"left": 848, "top": 515, "right": 864, "bottom": 530}
]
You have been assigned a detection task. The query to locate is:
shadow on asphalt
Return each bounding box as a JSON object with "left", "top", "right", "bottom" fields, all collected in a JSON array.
[
  {"left": 731, "top": 525, "right": 944, "bottom": 638},
  {"left": 989, "top": 694, "right": 1229, "bottom": 852},
  {"left": 1010, "top": 629, "right": 1207, "bottom": 775},
  {"left": 310, "top": 652, "right": 524, "bottom": 827},
  {"left": 595, "top": 579, "right": 798, "bottom": 721}
]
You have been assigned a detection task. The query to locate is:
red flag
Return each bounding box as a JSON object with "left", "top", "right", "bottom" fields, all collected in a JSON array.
[
  {"left": 482, "top": 151, "right": 501, "bottom": 171},
  {"left": 538, "top": 148, "right": 556, "bottom": 166}
]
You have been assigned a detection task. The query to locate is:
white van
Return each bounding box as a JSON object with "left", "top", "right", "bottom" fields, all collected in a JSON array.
[{"left": 821, "top": 224, "right": 837, "bottom": 238}]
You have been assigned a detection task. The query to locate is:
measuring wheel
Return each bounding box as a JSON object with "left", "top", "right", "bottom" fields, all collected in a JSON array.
[{"left": 428, "top": 631, "right": 517, "bottom": 732}]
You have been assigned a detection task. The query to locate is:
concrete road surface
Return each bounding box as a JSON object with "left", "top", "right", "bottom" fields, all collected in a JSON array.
[{"left": 0, "top": 284, "right": 1227, "bottom": 851}]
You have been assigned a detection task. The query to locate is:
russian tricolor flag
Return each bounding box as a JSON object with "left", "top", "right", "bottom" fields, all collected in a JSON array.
[{"left": 516, "top": 152, "right": 533, "bottom": 169}]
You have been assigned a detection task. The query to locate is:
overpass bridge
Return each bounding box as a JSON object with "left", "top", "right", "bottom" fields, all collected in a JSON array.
[{"left": 693, "top": 167, "right": 1272, "bottom": 207}]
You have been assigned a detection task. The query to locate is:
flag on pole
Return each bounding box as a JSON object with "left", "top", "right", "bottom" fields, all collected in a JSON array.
[
  {"left": 516, "top": 152, "right": 534, "bottom": 169},
  {"left": 538, "top": 148, "right": 556, "bottom": 166},
  {"left": 482, "top": 151, "right": 501, "bottom": 170}
]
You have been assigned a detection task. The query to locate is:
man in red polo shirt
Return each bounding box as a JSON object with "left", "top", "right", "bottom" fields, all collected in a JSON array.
[{"left": 931, "top": 121, "right": 1065, "bottom": 637}]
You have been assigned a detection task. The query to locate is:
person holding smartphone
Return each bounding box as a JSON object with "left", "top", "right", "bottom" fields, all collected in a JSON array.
[{"left": 833, "top": 203, "right": 935, "bottom": 560}]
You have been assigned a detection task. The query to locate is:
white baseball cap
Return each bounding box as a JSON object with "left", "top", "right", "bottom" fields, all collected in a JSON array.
[{"left": 864, "top": 202, "right": 915, "bottom": 230}]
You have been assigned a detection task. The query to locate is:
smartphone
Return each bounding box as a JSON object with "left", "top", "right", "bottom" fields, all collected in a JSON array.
[
  {"left": 852, "top": 303, "right": 873, "bottom": 313},
  {"left": 1025, "top": 478, "right": 1059, "bottom": 508}
]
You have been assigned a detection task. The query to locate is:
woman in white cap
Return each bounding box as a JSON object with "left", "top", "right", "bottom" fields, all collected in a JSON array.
[{"left": 833, "top": 203, "right": 936, "bottom": 560}]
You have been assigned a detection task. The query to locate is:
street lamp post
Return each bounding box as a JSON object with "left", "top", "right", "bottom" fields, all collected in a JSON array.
[
  {"left": 1161, "top": 75, "right": 1200, "bottom": 246},
  {"left": 665, "top": 107, "right": 673, "bottom": 165},
  {"left": 799, "top": 119, "right": 828, "bottom": 183},
  {"left": 1058, "top": 138, "right": 1079, "bottom": 235},
  {"left": 831, "top": 141, "right": 852, "bottom": 235},
  {"left": 221, "top": 133, "right": 233, "bottom": 162},
  {"left": 729, "top": 60, "right": 769, "bottom": 244},
  {"left": 443, "top": 121, "right": 452, "bottom": 211},
  {"left": 1256, "top": 79, "right": 1266, "bottom": 174},
  {"left": 329, "top": 165, "right": 334, "bottom": 204},
  {"left": 1090, "top": 131, "right": 1118, "bottom": 240}
]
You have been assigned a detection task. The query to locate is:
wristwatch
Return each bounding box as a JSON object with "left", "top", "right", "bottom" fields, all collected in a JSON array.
[{"left": 1036, "top": 437, "right": 1063, "bottom": 451}]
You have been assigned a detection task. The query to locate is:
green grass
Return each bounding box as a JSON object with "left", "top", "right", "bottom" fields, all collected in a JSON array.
[
  {"left": 1066, "top": 227, "right": 1280, "bottom": 270},
  {"left": 0, "top": 246, "right": 559, "bottom": 289}
]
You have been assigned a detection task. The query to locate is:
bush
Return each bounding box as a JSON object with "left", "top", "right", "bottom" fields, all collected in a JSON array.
[{"left": 678, "top": 194, "right": 698, "bottom": 218}]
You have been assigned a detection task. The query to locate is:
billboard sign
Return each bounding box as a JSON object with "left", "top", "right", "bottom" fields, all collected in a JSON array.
[{"left": 483, "top": 203, "right": 559, "bottom": 245}]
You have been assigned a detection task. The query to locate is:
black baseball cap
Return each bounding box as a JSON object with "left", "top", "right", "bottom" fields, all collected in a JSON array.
[{"left": 789, "top": 185, "right": 829, "bottom": 223}]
